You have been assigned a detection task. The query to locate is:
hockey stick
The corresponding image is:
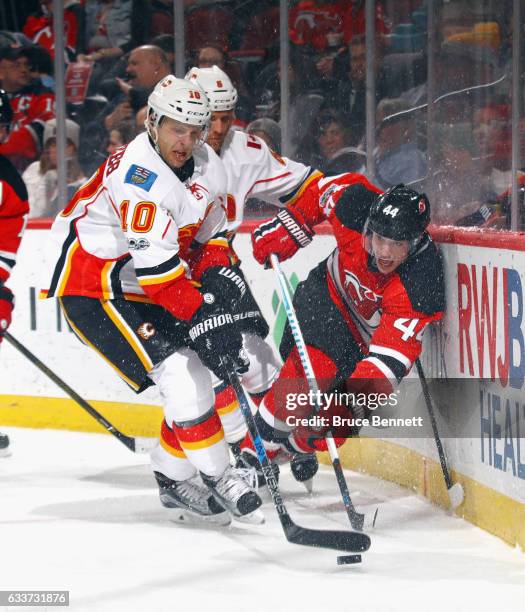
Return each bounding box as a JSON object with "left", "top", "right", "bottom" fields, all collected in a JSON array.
[
  {"left": 270, "top": 254, "right": 376, "bottom": 532},
  {"left": 415, "top": 358, "right": 464, "bottom": 509},
  {"left": 221, "top": 355, "right": 370, "bottom": 555},
  {"left": 3, "top": 332, "right": 156, "bottom": 454}
]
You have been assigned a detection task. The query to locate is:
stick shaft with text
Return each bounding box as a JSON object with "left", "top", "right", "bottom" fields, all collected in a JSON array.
[
  {"left": 270, "top": 254, "right": 371, "bottom": 531},
  {"left": 221, "top": 355, "right": 370, "bottom": 554}
]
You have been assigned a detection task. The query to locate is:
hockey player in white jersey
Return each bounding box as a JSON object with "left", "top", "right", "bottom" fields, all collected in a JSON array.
[
  {"left": 42, "top": 76, "right": 263, "bottom": 524},
  {"left": 174, "top": 65, "right": 323, "bottom": 488}
]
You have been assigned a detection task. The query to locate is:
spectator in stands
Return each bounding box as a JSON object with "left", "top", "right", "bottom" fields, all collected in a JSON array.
[
  {"left": 297, "top": 108, "right": 359, "bottom": 174},
  {"left": 195, "top": 43, "right": 227, "bottom": 71},
  {"left": 79, "top": 45, "right": 170, "bottom": 173},
  {"left": 91, "top": 31, "right": 174, "bottom": 100},
  {"left": 149, "top": 34, "right": 175, "bottom": 69},
  {"left": 25, "top": 44, "right": 54, "bottom": 91},
  {"left": 106, "top": 120, "right": 135, "bottom": 155},
  {"left": 134, "top": 105, "right": 148, "bottom": 134},
  {"left": 432, "top": 123, "right": 486, "bottom": 226},
  {"left": 473, "top": 104, "right": 514, "bottom": 200},
  {"left": 325, "top": 34, "right": 388, "bottom": 145},
  {"left": 0, "top": 45, "right": 55, "bottom": 171},
  {"left": 254, "top": 45, "right": 321, "bottom": 119},
  {"left": 372, "top": 97, "right": 426, "bottom": 188},
  {"left": 23, "top": 118, "right": 85, "bottom": 218},
  {"left": 246, "top": 117, "right": 281, "bottom": 152},
  {"left": 82, "top": 0, "right": 150, "bottom": 64},
  {"left": 342, "top": 0, "right": 390, "bottom": 44},
  {"left": 289, "top": 1, "right": 346, "bottom": 53},
  {"left": 23, "top": 0, "right": 86, "bottom": 60}
]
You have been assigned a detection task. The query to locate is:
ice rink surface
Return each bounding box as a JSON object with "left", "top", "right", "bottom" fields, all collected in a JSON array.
[{"left": 1, "top": 427, "right": 523, "bottom": 612}]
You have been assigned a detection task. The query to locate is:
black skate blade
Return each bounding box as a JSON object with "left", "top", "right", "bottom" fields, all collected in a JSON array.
[{"left": 287, "top": 524, "right": 371, "bottom": 553}]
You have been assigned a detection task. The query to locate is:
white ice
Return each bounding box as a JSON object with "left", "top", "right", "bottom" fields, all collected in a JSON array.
[{"left": 1, "top": 427, "right": 523, "bottom": 612}]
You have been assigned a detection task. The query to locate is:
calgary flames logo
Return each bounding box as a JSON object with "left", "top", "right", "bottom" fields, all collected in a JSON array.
[
  {"left": 187, "top": 182, "right": 209, "bottom": 200},
  {"left": 137, "top": 322, "right": 156, "bottom": 340}
]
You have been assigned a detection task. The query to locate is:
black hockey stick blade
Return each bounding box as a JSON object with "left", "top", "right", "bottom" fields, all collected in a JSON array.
[
  {"left": 283, "top": 517, "right": 371, "bottom": 552},
  {"left": 222, "top": 357, "right": 371, "bottom": 554},
  {"left": 4, "top": 332, "right": 157, "bottom": 454}
]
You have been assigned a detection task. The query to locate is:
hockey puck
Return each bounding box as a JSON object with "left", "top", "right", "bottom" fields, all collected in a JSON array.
[{"left": 336, "top": 554, "right": 362, "bottom": 565}]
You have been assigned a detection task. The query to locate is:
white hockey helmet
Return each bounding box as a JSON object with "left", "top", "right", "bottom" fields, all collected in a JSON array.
[
  {"left": 147, "top": 75, "right": 210, "bottom": 129},
  {"left": 185, "top": 65, "right": 238, "bottom": 112}
]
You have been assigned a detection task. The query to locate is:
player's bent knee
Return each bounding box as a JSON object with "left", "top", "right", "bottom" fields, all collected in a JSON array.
[{"left": 149, "top": 347, "right": 215, "bottom": 423}]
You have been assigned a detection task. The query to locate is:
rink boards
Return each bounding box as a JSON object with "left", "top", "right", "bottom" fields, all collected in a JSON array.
[{"left": 0, "top": 222, "right": 523, "bottom": 550}]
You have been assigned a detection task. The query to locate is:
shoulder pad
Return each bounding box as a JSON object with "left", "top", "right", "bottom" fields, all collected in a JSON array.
[
  {"left": 334, "top": 182, "right": 378, "bottom": 231},
  {"left": 0, "top": 155, "right": 28, "bottom": 202},
  {"left": 397, "top": 238, "right": 445, "bottom": 315}
]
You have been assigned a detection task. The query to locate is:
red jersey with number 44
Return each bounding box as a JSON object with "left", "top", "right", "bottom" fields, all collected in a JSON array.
[{"left": 294, "top": 173, "right": 445, "bottom": 388}]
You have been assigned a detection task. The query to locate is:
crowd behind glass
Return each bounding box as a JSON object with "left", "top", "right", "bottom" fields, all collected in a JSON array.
[{"left": 0, "top": 0, "right": 522, "bottom": 229}]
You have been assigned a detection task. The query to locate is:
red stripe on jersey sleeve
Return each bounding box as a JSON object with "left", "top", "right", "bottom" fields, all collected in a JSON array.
[
  {"left": 186, "top": 239, "right": 231, "bottom": 282},
  {"left": 141, "top": 274, "right": 204, "bottom": 321}
]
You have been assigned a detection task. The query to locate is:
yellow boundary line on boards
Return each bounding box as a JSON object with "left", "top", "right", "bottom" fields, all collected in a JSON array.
[
  {"left": 0, "top": 394, "right": 163, "bottom": 437},
  {"left": 1, "top": 394, "right": 523, "bottom": 550}
]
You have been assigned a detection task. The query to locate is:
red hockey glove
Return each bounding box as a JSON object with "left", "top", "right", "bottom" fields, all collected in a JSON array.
[
  {"left": 251, "top": 208, "right": 314, "bottom": 266},
  {"left": 0, "top": 286, "right": 14, "bottom": 343},
  {"left": 290, "top": 402, "right": 359, "bottom": 452},
  {"left": 289, "top": 430, "right": 347, "bottom": 453}
]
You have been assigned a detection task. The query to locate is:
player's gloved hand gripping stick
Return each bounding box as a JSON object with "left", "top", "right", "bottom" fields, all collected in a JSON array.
[{"left": 270, "top": 254, "right": 378, "bottom": 532}]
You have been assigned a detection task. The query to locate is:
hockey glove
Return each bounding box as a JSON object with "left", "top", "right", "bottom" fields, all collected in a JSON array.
[
  {"left": 188, "top": 293, "right": 249, "bottom": 380},
  {"left": 200, "top": 265, "right": 247, "bottom": 311},
  {"left": 0, "top": 285, "right": 14, "bottom": 343},
  {"left": 290, "top": 402, "right": 359, "bottom": 452},
  {"left": 252, "top": 208, "right": 314, "bottom": 266}
]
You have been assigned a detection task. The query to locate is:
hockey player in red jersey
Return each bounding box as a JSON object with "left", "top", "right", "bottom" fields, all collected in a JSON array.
[
  {"left": 183, "top": 65, "right": 323, "bottom": 487},
  {"left": 240, "top": 175, "right": 445, "bottom": 469},
  {"left": 42, "top": 76, "right": 263, "bottom": 523},
  {"left": 0, "top": 90, "right": 30, "bottom": 456}
]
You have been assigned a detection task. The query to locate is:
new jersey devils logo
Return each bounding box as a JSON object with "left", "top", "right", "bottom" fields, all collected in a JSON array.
[{"left": 344, "top": 271, "right": 381, "bottom": 304}]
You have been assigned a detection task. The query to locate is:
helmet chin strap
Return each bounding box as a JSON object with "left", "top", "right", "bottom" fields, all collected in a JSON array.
[{"left": 145, "top": 112, "right": 162, "bottom": 156}]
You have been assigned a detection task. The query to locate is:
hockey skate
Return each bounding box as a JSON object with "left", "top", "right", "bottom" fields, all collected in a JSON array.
[
  {"left": 0, "top": 432, "right": 10, "bottom": 458},
  {"left": 201, "top": 466, "right": 264, "bottom": 524},
  {"left": 154, "top": 471, "right": 231, "bottom": 525},
  {"left": 237, "top": 448, "right": 280, "bottom": 494},
  {"left": 290, "top": 453, "right": 318, "bottom": 493}
]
